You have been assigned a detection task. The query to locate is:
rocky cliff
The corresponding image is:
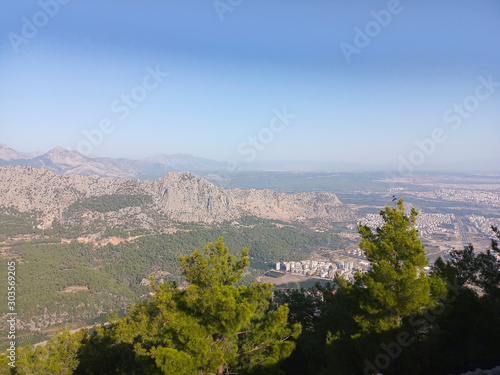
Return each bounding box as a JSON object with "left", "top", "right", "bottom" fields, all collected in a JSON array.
[{"left": 0, "top": 166, "right": 353, "bottom": 224}]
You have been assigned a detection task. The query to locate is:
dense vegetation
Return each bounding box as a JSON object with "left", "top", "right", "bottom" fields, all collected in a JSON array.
[
  {"left": 6, "top": 241, "right": 137, "bottom": 327},
  {"left": 0, "top": 209, "right": 41, "bottom": 241},
  {"left": 65, "top": 195, "right": 153, "bottom": 214},
  {"left": 101, "top": 227, "right": 150, "bottom": 238},
  {"left": 0, "top": 219, "right": 348, "bottom": 337},
  {"left": 2, "top": 200, "right": 499, "bottom": 374},
  {"left": 4, "top": 239, "right": 301, "bottom": 374}
]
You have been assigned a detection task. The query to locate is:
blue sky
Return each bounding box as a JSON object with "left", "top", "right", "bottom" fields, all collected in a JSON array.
[{"left": 1, "top": 0, "right": 499, "bottom": 172}]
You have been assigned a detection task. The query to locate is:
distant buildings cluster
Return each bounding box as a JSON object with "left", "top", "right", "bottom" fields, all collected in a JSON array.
[
  {"left": 407, "top": 188, "right": 500, "bottom": 209},
  {"left": 277, "top": 256, "right": 371, "bottom": 282},
  {"left": 415, "top": 213, "right": 456, "bottom": 237},
  {"left": 361, "top": 212, "right": 457, "bottom": 238},
  {"left": 467, "top": 215, "right": 500, "bottom": 239},
  {"left": 276, "top": 254, "right": 451, "bottom": 284},
  {"left": 279, "top": 260, "right": 336, "bottom": 278},
  {"left": 361, "top": 208, "right": 500, "bottom": 242},
  {"left": 339, "top": 249, "right": 367, "bottom": 260}
]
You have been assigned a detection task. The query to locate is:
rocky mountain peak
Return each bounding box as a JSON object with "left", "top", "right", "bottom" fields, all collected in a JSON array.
[
  {"left": 49, "top": 146, "right": 67, "bottom": 152},
  {"left": 44, "top": 147, "right": 86, "bottom": 165},
  {"left": 0, "top": 144, "right": 29, "bottom": 161}
]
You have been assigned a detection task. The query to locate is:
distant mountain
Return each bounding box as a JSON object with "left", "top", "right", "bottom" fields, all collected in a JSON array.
[
  {"left": 0, "top": 146, "right": 138, "bottom": 179},
  {"left": 0, "top": 144, "right": 30, "bottom": 161},
  {"left": 33, "top": 147, "right": 138, "bottom": 178},
  {"left": 39, "top": 146, "right": 86, "bottom": 166},
  {"left": 0, "top": 144, "right": 226, "bottom": 179}
]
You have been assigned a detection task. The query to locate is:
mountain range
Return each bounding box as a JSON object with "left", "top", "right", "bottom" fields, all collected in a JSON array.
[
  {"left": 0, "top": 144, "right": 372, "bottom": 179},
  {"left": 0, "top": 166, "right": 354, "bottom": 227},
  {"left": 0, "top": 144, "right": 226, "bottom": 179}
]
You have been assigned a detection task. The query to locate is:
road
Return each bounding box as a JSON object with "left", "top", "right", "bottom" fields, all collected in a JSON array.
[{"left": 456, "top": 218, "right": 471, "bottom": 247}]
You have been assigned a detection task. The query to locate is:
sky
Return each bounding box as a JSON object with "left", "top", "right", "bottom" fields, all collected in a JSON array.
[{"left": 0, "top": 0, "right": 499, "bottom": 173}]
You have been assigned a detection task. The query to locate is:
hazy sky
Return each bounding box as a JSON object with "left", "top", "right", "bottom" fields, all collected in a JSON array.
[{"left": 1, "top": 0, "right": 499, "bottom": 172}]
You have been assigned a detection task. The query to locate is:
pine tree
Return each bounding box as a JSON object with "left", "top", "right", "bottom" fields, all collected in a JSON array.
[
  {"left": 104, "top": 237, "right": 301, "bottom": 374},
  {"left": 9, "top": 330, "right": 87, "bottom": 375},
  {"left": 343, "top": 199, "right": 447, "bottom": 333},
  {"left": 428, "top": 225, "right": 500, "bottom": 373}
]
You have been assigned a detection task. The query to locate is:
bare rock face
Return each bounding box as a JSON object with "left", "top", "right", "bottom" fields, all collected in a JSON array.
[
  {"left": 145, "top": 172, "right": 241, "bottom": 223},
  {"left": 0, "top": 167, "right": 353, "bottom": 224},
  {"left": 0, "top": 167, "right": 144, "bottom": 226},
  {"left": 0, "top": 166, "right": 80, "bottom": 216},
  {"left": 230, "top": 189, "right": 347, "bottom": 222}
]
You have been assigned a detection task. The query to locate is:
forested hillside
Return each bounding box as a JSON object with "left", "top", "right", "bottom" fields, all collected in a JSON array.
[
  {"left": 2, "top": 200, "right": 499, "bottom": 374},
  {"left": 0, "top": 207, "right": 349, "bottom": 335}
]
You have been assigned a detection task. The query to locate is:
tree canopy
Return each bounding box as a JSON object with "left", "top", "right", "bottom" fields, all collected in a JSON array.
[
  {"left": 78, "top": 237, "right": 300, "bottom": 374},
  {"left": 3, "top": 205, "right": 499, "bottom": 375},
  {"left": 344, "top": 199, "right": 447, "bottom": 333}
]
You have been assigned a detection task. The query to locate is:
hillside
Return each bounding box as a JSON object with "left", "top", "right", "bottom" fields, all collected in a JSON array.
[
  {"left": 0, "top": 166, "right": 354, "bottom": 226},
  {"left": 0, "top": 166, "right": 354, "bottom": 336}
]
